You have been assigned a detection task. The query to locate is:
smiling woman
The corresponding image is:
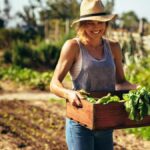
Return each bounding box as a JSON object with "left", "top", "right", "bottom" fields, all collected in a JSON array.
[{"left": 50, "top": 0, "right": 138, "bottom": 150}]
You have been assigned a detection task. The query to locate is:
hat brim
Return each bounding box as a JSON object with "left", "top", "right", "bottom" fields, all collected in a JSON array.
[{"left": 71, "top": 14, "right": 117, "bottom": 27}]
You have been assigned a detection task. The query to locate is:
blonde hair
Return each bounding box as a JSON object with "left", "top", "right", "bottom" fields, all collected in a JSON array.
[
  {"left": 76, "top": 22, "right": 89, "bottom": 44},
  {"left": 76, "top": 21, "right": 109, "bottom": 44}
]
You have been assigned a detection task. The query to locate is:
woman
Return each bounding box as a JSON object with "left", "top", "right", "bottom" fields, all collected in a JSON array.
[{"left": 50, "top": 0, "right": 137, "bottom": 149}]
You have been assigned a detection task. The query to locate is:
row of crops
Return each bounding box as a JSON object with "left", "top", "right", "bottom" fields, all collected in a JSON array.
[
  {"left": 123, "top": 55, "right": 150, "bottom": 140},
  {"left": 0, "top": 66, "right": 53, "bottom": 91}
]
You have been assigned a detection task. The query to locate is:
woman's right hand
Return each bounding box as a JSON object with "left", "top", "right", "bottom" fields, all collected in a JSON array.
[{"left": 67, "top": 90, "right": 83, "bottom": 107}]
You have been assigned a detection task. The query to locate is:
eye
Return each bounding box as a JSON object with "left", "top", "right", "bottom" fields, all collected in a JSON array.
[
  {"left": 98, "top": 22, "right": 106, "bottom": 26},
  {"left": 86, "top": 21, "right": 95, "bottom": 26}
]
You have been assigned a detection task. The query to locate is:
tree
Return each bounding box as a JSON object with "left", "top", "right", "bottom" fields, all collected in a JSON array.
[
  {"left": 0, "top": 5, "right": 5, "bottom": 28},
  {"left": 0, "top": 18, "right": 5, "bottom": 28},
  {"left": 3, "top": 0, "right": 11, "bottom": 19},
  {"left": 47, "top": 0, "right": 79, "bottom": 20},
  {"left": 17, "top": 6, "right": 37, "bottom": 27},
  {"left": 0, "top": 0, "right": 11, "bottom": 27},
  {"left": 16, "top": 0, "right": 39, "bottom": 40},
  {"left": 120, "top": 11, "right": 139, "bottom": 31},
  {"left": 105, "top": 0, "right": 115, "bottom": 13},
  {"left": 38, "top": 0, "right": 80, "bottom": 41}
]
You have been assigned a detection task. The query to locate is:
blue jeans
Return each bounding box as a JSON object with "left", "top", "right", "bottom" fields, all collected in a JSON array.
[{"left": 66, "top": 118, "right": 113, "bottom": 150}]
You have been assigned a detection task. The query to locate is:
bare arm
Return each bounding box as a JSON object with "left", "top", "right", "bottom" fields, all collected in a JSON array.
[
  {"left": 110, "top": 41, "right": 137, "bottom": 90},
  {"left": 50, "top": 39, "right": 82, "bottom": 107}
]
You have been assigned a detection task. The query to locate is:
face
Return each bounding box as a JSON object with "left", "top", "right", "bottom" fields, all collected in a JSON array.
[{"left": 84, "top": 20, "right": 107, "bottom": 39}]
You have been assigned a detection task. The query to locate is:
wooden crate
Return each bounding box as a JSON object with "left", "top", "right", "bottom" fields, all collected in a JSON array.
[{"left": 66, "top": 91, "right": 150, "bottom": 130}]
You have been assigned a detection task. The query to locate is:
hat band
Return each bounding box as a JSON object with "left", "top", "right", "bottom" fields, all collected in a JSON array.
[{"left": 80, "top": 12, "right": 108, "bottom": 18}]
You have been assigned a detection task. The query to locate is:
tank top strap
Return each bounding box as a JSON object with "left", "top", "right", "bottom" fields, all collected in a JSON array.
[
  {"left": 74, "top": 38, "right": 83, "bottom": 51},
  {"left": 74, "top": 37, "right": 87, "bottom": 59},
  {"left": 103, "top": 38, "right": 114, "bottom": 59}
]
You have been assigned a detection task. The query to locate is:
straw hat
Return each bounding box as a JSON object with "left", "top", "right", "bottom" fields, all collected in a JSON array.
[{"left": 71, "top": 0, "right": 117, "bottom": 26}]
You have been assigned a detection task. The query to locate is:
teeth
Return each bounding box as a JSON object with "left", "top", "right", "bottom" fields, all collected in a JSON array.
[{"left": 93, "top": 31, "right": 100, "bottom": 34}]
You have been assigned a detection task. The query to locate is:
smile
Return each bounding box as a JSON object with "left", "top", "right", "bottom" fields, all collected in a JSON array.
[{"left": 92, "top": 31, "right": 101, "bottom": 34}]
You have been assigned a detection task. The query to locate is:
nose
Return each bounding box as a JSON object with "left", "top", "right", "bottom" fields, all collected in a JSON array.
[{"left": 94, "top": 23, "right": 102, "bottom": 29}]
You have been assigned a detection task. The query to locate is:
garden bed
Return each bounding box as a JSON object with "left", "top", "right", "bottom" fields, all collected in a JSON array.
[{"left": 0, "top": 99, "right": 150, "bottom": 149}]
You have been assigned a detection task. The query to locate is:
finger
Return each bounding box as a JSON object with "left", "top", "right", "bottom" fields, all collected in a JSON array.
[
  {"left": 71, "top": 100, "right": 80, "bottom": 108},
  {"left": 71, "top": 98, "right": 82, "bottom": 107},
  {"left": 75, "top": 95, "right": 82, "bottom": 107},
  {"left": 72, "top": 100, "right": 78, "bottom": 107},
  {"left": 76, "top": 91, "right": 87, "bottom": 99}
]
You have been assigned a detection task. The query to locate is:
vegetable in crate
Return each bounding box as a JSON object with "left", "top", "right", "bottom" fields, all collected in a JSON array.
[
  {"left": 123, "top": 87, "right": 150, "bottom": 121},
  {"left": 96, "top": 93, "right": 121, "bottom": 104},
  {"left": 78, "top": 89, "right": 90, "bottom": 98},
  {"left": 86, "top": 93, "right": 121, "bottom": 104}
]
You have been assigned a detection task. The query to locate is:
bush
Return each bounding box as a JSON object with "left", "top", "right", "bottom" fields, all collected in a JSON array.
[
  {"left": 6, "top": 40, "right": 60, "bottom": 69},
  {"left": 1, "top": 30, "right": 75, "bottom": 69},
  {"left": 3, "top": 50, "right": 12, "bottom": 63},
  {"left": 125, "top": 57, "right": 150, "bottom": 89},
  {"left": 0, "top": 29, "right": 26, "bottom": 49},
  {"left": 0, "top": 28, "right": 42, "bottom": 49},
  {"left": 0, "top": 65, "right": 53, "bottom": 91},
  {"left": 35, "top": 42, "right": 60, "bottom": 68},
  {"left": 12, "top": 41, "right": 33, "bottom": 67}
]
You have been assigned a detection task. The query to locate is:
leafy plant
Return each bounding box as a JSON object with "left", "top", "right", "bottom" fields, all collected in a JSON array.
[
  {"left": 126, "top": 127, "right": 150, "bottom": 140},
  {"left": 0, "top": 28, "right": 31, "bottom": 49},
  {"left": 0, "top": 66, "right": 53, "bottom": 91},
  {"left": 12, "top": 41, "right": 33, "bottom": 67},
  {"left": 123, "top": 87, "right": 150, "bottom": 121},
  {"left": 125, "top": 57, "right": 150, "bottom": 90},
  {"left": 35, "top": 42, "right": 60, "bottom": 68},
  {"left": 86, "top": 93, "right": 121, "bottom": 104}
]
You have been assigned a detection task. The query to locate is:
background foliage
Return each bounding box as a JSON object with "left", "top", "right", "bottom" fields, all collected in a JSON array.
[{"left": 0, "top": 0, "right": 150, "bottom": 141}]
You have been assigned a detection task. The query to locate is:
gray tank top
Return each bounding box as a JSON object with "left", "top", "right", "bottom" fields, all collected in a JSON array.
[{"left": 72, "top": 38, "right": 116, "bottom": 92}]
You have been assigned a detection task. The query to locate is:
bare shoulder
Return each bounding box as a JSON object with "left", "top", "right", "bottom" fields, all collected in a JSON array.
[
  {"left": 106, "top": 39, "right": 122, "bottom": 59},
  {"left": 59, "top": 39, "right": 79, "bottom": 63},
  {"left": 62, "top": 38, "right": 79, "bottom": 53},
  {"left": 61, "top": 39, "right": 79, "bottom": 60}
]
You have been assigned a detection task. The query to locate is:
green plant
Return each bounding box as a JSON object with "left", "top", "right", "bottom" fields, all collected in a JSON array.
[
  {"left": 0, "top": 28, "right": 29, "bottom": 49},
  {"left": 86, "top": 93, "right": 121, "bottom": 104},
  {"left": 0, "top": 66, "right": 53, "bottom": 91},
  {"left": 12, "top": 41, "right": 33, "bottom": 67},
  {"left": 123, "top": 87, "right": 150, "bottom": 121},
  {"left": 35, "top": 42, "right": 60, "bottom": 68},
  {"left": 126, "top": 127, "right": 150, "bottom": 140},
  {"left": 3, "top": 50, "right": 12, "bottom": 63},
  {"left": 125, "top": 57, "right": 150, "bottom": 89}
]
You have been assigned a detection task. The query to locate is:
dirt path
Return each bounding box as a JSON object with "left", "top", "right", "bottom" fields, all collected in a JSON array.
[{"left": 0, "top": 91, "right": 59, "bottom": 101}]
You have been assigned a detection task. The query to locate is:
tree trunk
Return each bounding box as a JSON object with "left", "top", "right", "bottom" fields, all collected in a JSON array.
[
  {"left": 54, "top": 20, "right": 59, "bottom": 41},
  {"left": 65, "top": 19, "right": 70, "bottom": 35},
  {"left": 44, "top": 19, "right": 50, "bottom": 43}
]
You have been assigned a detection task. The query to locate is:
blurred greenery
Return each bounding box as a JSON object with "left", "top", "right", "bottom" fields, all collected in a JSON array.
[
  {"left": 0, "top": 65, "right": 53, "bottom": 91},
  {"left": 126, "top": 127, "right": 150, "bottom": 140},
  {"left": 125, "top": 56, "right": 150, "bottom": 90},
  {"left": 0, "top": 0, "right": 150, "bottom": 141}
]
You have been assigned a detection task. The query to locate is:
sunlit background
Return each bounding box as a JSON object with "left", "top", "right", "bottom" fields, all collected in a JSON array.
[{"left": 0, "top": 1, "right": 150, "bottom": 149}]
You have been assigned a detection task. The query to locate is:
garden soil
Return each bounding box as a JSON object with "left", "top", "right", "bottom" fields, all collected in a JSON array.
[{"left": 0, "top": 98, "right": 150, "bottom": 150}]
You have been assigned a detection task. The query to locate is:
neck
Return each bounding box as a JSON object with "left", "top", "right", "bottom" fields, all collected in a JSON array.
[{"left": 85, "top": 38, "right": 103, "bottom": 47}]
